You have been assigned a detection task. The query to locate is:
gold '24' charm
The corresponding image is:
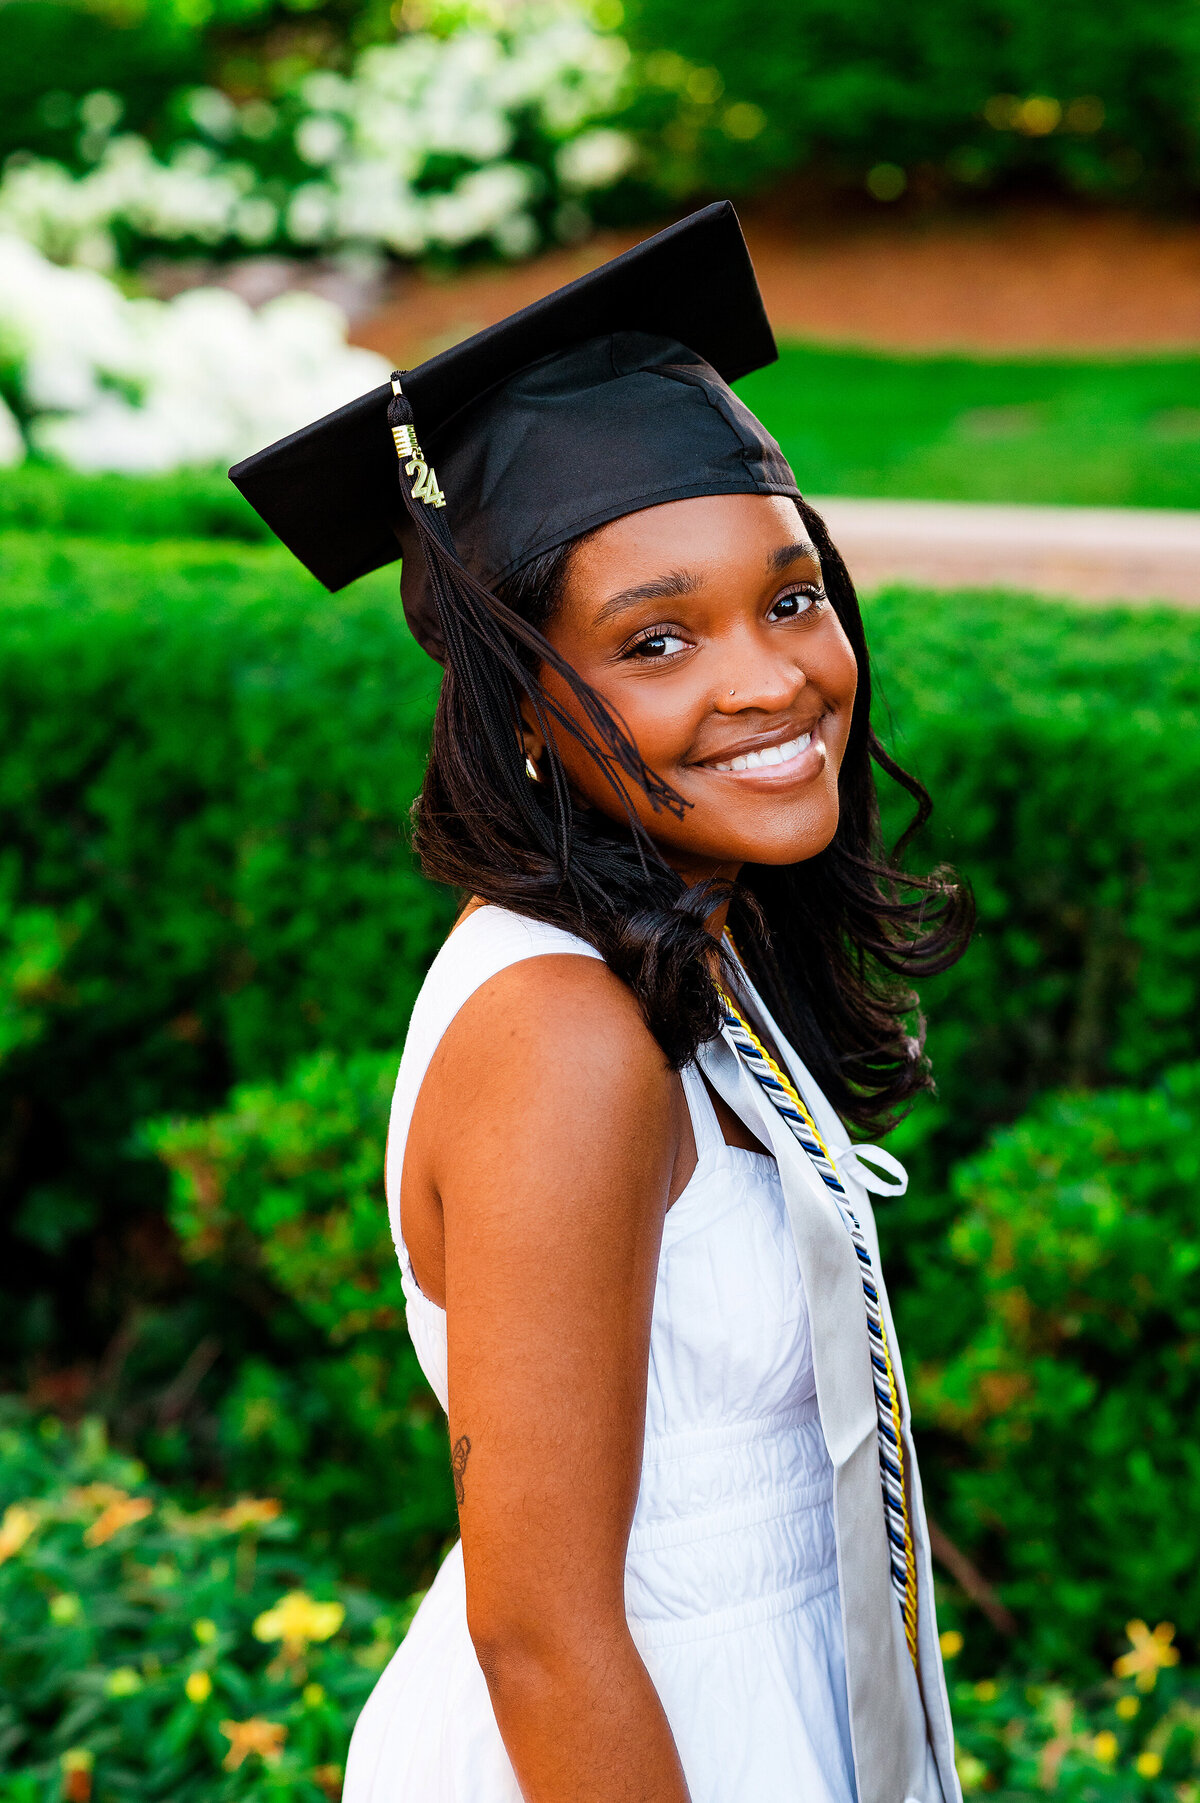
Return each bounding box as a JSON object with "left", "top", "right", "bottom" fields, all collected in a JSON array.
[
  {"left": 390, "top": 412, "right": 446, "bottom": 509},
  {"left": 405, "top": 455, "right": 445, "bottom": 509}
]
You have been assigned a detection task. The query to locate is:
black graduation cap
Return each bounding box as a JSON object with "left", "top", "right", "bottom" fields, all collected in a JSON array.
[{"left": 229, "top": 200, "right": 798, "bottom": 662}]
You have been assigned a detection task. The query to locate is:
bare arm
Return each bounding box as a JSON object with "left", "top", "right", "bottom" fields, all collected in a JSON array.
[{"left": 408, "top": 954, "right": 691, "bottom": 1803}]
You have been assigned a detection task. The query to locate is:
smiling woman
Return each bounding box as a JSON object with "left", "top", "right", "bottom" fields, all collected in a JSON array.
[
  {"left": 529, "top": 495, "right": 856, "bottom": 878},
  {"left": 231, "top": 205, "right": 973, "bottom": 1803}
]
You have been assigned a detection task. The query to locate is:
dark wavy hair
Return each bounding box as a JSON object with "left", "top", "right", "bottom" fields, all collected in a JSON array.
[{"left": 410, "top": 496, "right": 972, "bottom": 1137}]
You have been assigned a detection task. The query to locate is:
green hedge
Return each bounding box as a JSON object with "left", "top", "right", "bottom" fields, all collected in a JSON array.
[
  {"left": 145, "top": 1052, "right": 455, "bottom": 1588},
  {"left": 917, "top": 1064, "right": 1200, "bottom": 1670},
  {"left": 145, "top": 1035, "right": 1200, "bottom": 1668},
  {"left": 0, "top": 469, "right": 271, "bottom": 545},
  {"left": 0, "top": 535, "right": 451, "bottom": 1397},
  {"left": 2, "top": 527, "right": 1199, "bottom": 1625},
  {"left": 623, "top": 0, "right": 1200, "bottom": 204}
]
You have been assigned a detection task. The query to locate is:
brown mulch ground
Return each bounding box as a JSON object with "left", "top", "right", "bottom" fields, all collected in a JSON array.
[{"left": 354, "top": 201, "right": 1200, "bottom": 364}]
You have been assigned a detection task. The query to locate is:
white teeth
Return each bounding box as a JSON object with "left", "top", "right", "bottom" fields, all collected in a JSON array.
[{"left": 713, "top": 731, "right": 812, "bottom": 773}]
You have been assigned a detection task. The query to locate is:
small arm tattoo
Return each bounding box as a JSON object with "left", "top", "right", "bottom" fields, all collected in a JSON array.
[{"left": 451, "top": 1434, "right": 471, "bottom": 1508}]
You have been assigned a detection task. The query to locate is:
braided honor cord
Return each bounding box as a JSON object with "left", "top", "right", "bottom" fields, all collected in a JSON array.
[{"left": 716, "top": 969, "right": 919, "bottom": 1664}]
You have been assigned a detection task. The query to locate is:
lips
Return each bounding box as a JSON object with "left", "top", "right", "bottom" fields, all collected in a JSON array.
[{"left": 711, "top": 731, "right": 812, "bottom": 774}]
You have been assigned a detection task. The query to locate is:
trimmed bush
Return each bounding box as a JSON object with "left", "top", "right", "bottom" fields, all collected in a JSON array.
[
  {"left": 145, "top": 1044, "right": 1200, "bottom": 1667},
  {"left": 0, "top": 468, "right": 271, "bottom": 543},
  {"left": 0, "top": 534, "right": 450, "bottom": 1396},
  {"left": 145, "top": 1052, "right": 455, "bottom": 1585},
  {"left": 913, "top": 1064, "right": 1200, "bottom": 1671}
]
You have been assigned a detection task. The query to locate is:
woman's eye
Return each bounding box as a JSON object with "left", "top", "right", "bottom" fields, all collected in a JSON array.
[
  {"left": 769, "top": 588, "right": 823, "bottom": 621},
  {"left": 627, "top": 630, "right": 689, "bottom": 659}
]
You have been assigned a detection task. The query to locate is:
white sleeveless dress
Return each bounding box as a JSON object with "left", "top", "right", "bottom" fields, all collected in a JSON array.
[{"left": 345, "top": 906, "right": 859, "bottom": 1803}]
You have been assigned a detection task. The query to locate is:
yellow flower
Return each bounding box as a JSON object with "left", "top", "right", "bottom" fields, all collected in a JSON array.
[
  {"left": 192, "top": 1618, "right": 218, "bottom": 1645},
  {"left": 219, "top": 1718, "right": 287, "bottom": 1771},
  {"left": 303, "top": 1683, "right": 326, "bottom": 1708},
  {"left": 313, "top": 1765, "right": 343, "bottom": 1800},
  {"left": 973, "top": 1680, "right": 997, "bottom": 1703},
  {"left": 70, "top": 1483, "right": 122, "bottom": 1507},
  {"left": 82, "top": 1491, "right": 152, "bottom": 1547},
  {"left": 253, "top": 1591, "right": 345, "bottom": 1658},
  {"left": 0, "top": 1501, "right": 40, "bottom": 1563},
  {"left": 61, "top": 1748, "right": 93, "bottom": 1803},
  {"left": 185, "top": 1670, "right": 212, "bottom": 1704},
  {"left": 940, "top": 1630, "right": 964, "bottom": 1659},
  {"left": 105, "top": 1667, "right": 142, "bottom": 1697},
  {"left": 1116, "top": 1696, "right": 1140, "bottom": 1720},
  {"left": 1114, "top": 1622, "right": 1180, "bottom": 1693},
  {"left": 1093, "top": 1731, "right": 1119, "bottom": 1764},
  {"left": 1136, "top": 1751, "right": 1163, "bottom": 1779},
  {"left": 221, "top": 1497, "right": 282, "bottom": 1531}
]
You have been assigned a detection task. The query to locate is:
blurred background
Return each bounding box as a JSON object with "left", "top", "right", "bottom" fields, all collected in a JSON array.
[{"left": 2, "top": 0, "right": 1199, "bottom": 1796}]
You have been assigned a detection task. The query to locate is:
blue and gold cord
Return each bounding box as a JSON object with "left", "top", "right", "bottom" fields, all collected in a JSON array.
[{"left": 717, "top": 959, "right": 919, "bottom": 1665}]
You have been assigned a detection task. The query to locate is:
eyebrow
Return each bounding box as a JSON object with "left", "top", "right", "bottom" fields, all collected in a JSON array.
[
  {"left": 770, "top": 540, "right": 821, "bottom": 572},
  {"left": 592, "top": 540, "right": 823, "bottom": 627},
  {"left": 593, "top": 567, "right": 702, "bottom": 626}
]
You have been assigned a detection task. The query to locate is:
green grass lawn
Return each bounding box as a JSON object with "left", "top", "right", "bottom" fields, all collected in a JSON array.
[
  {"left": 737, "top": 344, "right": 1200, "bottom": 510},
  {"left": 3, "top": 345, "right": 1199, "bottom": 531}
]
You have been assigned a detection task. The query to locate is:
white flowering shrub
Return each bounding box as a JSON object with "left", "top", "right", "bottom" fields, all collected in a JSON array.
[
  {"left": 0, "top": 236, "right": 391, "bottom": 472},
  {"left": 0, "top": 0, "right": 641, "bottom": 270}
]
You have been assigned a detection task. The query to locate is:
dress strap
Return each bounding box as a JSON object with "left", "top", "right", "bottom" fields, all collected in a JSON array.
[{"left": 678, "top": 1062, "right": 727, "bottom": 1163}]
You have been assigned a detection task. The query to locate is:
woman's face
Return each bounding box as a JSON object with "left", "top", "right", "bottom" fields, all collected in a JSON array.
[{"left": 534, "top": 493, "right": 859, "bottom": 885}]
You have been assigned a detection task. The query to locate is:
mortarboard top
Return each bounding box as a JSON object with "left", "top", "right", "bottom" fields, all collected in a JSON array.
[{"left": 230, "top": 201, "right": 797, "bottom": 660}]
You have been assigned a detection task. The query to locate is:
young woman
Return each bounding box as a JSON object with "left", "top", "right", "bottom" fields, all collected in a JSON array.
[{"left": 233, "top": 203, "right": 973, "bottom": 1803}]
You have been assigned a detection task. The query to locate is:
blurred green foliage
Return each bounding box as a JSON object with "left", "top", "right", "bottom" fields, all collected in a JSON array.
[
  {"left": 145, "top": 1052, "right": 455, "bottom": 1581},
  {"left": 9, "top": 0, "right": 1200, "bottom": 238},
  {"left": 0, "top": 1403, "right": 415, "bottom": 1799},
  {"left": 4, "top": 1407, "right": 1197, "bottom": 1797},
  {"left": 0, "top": 532, "right": 453, "bottom": 1472},
  {"left": 621, "top": 0, "right": 1200, "bottom": 204},
  {"left": 0, "top": 0, "right": 395, "bottom": 174},
  {"left": 917, "top": 1066, "right": 1200, "bottom": 1669},
  {"left": 942, "top": 1653, "right": 1200, "bottom": 1800},
  {"left": 0, "top": 468, "right": 271, "bottom": 543},
  {"left": 140, "top": 1038, "right": 1200, "bottom": 1670},
  {"left": 1, "top": 507, "right": 1199, "bottom": 1660}
]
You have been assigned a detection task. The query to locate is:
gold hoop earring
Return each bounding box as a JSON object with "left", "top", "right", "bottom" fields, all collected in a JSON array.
[{"left": 525, "top": 753, "right": 540, "bottom": 782}]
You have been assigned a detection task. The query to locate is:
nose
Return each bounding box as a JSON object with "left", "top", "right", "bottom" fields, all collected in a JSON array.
[{"left": 713, "top": 631, "right": 808, "bottom": 716}]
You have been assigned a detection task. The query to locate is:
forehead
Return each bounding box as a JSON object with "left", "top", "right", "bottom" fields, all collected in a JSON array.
[{"left": 567, "top": 493, "right": 816, "bottom": 595}]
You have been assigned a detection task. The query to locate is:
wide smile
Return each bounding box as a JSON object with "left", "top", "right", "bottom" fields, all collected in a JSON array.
[{"left": 699, "top": 720, "right": 828, "bottom": 787}]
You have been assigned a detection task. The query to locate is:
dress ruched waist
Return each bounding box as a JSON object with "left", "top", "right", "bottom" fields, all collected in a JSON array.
[{"left": 626, "top": 1400, "right": 836, "bottom": 1645}]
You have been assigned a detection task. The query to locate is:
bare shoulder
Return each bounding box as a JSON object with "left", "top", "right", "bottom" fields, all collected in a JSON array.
[
  {"left": 435, "top": 950, "right": 675, "bottom": 1122},
  {"left": 416, "top": 949, "right": 682, "bottom": 1232}
]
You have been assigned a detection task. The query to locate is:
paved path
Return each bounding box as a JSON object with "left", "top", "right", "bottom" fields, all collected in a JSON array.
[
  {"left": 809, "top": 497, "right": 1200, "bottom": 605},
  {"left": 354, "top": 206, "right": 1200, "bottom": 362}
]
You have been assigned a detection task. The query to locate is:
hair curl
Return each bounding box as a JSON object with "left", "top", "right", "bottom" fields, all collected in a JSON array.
[{"left": 412, "top": 496, "right": 972, "bottom": 1136}]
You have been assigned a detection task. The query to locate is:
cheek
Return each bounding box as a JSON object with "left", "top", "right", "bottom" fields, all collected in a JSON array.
[
  {"left": 821, "top": 629, "right": 859, "bottom": 736},
  {"left": 544, "top": 659, "right": 696, "bottom": 769}
]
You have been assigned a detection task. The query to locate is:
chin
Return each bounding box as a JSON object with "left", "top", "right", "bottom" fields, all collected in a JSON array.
[{"left": 692, "top": 806, "right": 842, "bottom": 872}]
